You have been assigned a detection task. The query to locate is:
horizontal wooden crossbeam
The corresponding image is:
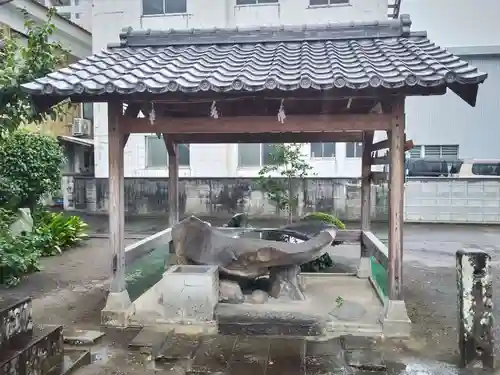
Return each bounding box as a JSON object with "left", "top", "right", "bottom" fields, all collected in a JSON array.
[
  {"left": 165, "top": 132, "right": 364, "bottom": 143},
  {"left": 368, "top": 135, "right": 414, "bottom": 153},
  {"left": 120, "top": 114, "right": 393, "bottom": 142},
  {"left": 369, "top": 140, "right": 415, "bottom": 165}
]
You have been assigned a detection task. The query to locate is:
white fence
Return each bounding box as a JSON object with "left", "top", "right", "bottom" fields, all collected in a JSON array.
[
  {"left": 65, "top": 176, "right": 500, "bottom": 224},
  {"left": 404, "top": 178, "right": 500, "bottom": 224}
]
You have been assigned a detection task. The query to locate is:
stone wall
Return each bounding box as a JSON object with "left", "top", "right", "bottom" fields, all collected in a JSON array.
[{"left": 63, "top": 176, "right": 387, "bottom": 221}]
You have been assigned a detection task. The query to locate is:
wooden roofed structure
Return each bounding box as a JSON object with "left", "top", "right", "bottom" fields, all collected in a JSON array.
[{"left": 21, "top": 15, "right": 487, "bottom": 331}]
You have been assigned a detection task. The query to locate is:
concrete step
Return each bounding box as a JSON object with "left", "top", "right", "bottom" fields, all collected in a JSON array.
[
  {"left": 0, "top": 296, "right": 33, "bottom": 351},
  {"left": 48, "top": 349, "right": 91, "bottom": 375},
  {"left": 0, "top": 325, "right": 63, "bottom": 374},
  {"left": 128, "top": 327, "right": 169, "bottom": 355}
]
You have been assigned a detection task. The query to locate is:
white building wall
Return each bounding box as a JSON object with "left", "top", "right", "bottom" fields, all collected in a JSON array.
[
  {"left": 92, "top": 0, "right": 388, "bottom": 179},
  {"left": 0, "top": 0, "right": 91, "bottom": 58},
  {"left": 92, "top": 0, "right": 496, "bottom": 179},
  {"left": 41, "top": 0, "right": 92, "bottom": 31},
  {"left": 400, "top": 0, "right": 500, "bottom": 160},
  {"left": 401, "top": 0, "right": 500, "bottom": 48}
]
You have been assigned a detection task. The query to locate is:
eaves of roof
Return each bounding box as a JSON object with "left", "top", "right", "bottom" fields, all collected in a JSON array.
[{"left": 20, "top": 15, "right": 488, "bottom": 107}]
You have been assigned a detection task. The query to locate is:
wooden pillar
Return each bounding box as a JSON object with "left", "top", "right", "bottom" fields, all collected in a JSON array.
[
  {"left": 361, "top": 132, "right": 374, "bottom": 231},
  {"left": 388, "top": 98, "right": 405, "bottom": 301},
  {"left": 107, "top": 102, "right": 127, "bottom": 294},
  {"left": 164, "top": 136, "right": 179, "bottom": 227},
  {"left": 358, "top": 131, "right": 374, "bottom": 278}
]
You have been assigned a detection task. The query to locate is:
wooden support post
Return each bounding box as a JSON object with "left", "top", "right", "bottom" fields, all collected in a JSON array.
[
  {"left": 456, "top": 249, "right": 494, "bottom": 369},
  {"left": 388, "top": 102, "right": 405, "bottom": 301},
  {"left": 102, "top": 101, "right": 132, "bottom": 327},
  {"left": 382, "top": 97, "right": 411, "bottom": 337},
  {"left": 358, "top": 131, "right": 374, "bottom": 278},
  {"left": 163, "top": 135, "right": 179, "bottom": 227},
  {"left": 108, "top": 102, "right": 126, "bottom": 294}
]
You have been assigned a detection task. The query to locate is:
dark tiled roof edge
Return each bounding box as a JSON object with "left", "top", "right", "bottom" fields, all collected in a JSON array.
[{"left": 110, "top": 14, "right": 415, "bottom": 49}]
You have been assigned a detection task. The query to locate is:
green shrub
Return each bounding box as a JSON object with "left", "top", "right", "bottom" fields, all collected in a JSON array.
[
  {"left": 300, "top": 212, "right": 346, "bottom": 272},
  {"left": 35, "top": 211, "right": 88, "bottom": 256},
  {"left": 302, "top": 212, "right": 346, "bottom": 229},
  {"left": 0, "top": 131, "right": 66, "bottom": 211},
  {"left": 301, "top": 253, "right": 333, "bottom": 273},
  {"left": 0, "top": 232, "right": 42, "bottom": 286},
  {"left": 0, "top": 208, "right": 16, "bottom": 233}
]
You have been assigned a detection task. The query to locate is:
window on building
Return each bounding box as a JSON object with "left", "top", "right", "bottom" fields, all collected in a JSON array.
[
  {"left": 423, "top": 145, "right": 459, "bottom": 159},
  {"left": 410, "top": 144, "right": 459, "bottom": 159},
  {"left": 58, "top": 12, "right": 71, "bottom": 19},
  {"left": 409, "top": 145, "right": 422, "bottom": 159},
  {"left": 472, "top": 163, "right": 500, "bottom": 176},
  {"left": 236, "top": 0, "right": 278, "bottom": 5},
  {"left": 51, "top": 0, "right": 71, "bottom": 6},
  {"left": 82, "top": 150, "right": 94, "bottom": 172},
  {"left": 309, "top": 0, "right": 349, "bottom": 6},
  {"left": 311, "top": 142, "right": 335, "bottom": 158},
  {"left": 346, "top": 142, "right": 362, "bottom": 158},
  {"left": 142, "top": 0, "right": 187, "bottom": 14},
  {"left": 238, "top": 144, "right": 280, "bottom": 167},
  {"left": 82, "top": 103, "right": 94, "bottom": 122},
  {"left": 74, "top": 0, "right": 80, "bottom": 5},
  {"left": 145, "top": 136, "right": 190, "bottom": 167},
  {"left": 74, "top": 13, "right": 81, "bottom": 19}
]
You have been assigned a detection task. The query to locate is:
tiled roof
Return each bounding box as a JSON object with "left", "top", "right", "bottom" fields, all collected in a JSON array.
[{"left": 21, "top": 16, "right": 487, "bottom": 105}]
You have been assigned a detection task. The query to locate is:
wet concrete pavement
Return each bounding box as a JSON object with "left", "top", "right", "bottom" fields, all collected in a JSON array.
[{"left": 75, "top": 330, "right": 491, "bottom": 375}]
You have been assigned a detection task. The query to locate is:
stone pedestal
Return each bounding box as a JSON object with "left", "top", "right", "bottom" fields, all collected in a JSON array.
[
  {"left": 161, "top": 265, "right": 219, "bottom": 323},
  {"left": 456, "top": 249, "right": 493, "bottom": 369}
]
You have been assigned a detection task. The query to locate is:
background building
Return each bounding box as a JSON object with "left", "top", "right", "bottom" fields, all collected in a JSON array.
[
  {"left": 85, "top": 0, "right": 498, "bottom": 178},
  {"left": 402, "top": 0, "right": 500, "bottom": 161},
  {"left": 37, "top": 0, "right": 92, "bottom": 30},
  {"left": 1, "top": 0, "right": 94, "bottom": 190}
]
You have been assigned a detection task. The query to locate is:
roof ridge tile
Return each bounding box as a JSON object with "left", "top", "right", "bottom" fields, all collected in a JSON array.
[{"left": 114, "top": 16, "right": 413, "bottom": 49}]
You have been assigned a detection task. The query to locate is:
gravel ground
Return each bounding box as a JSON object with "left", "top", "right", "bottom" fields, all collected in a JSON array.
[{"left": 1, "top": 215, "right": 499, "bottom": 365}]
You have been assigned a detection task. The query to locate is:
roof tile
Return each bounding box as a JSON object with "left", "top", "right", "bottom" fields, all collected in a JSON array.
[{"left": 20, "top": 17, "right": 487, "bottom": 102}]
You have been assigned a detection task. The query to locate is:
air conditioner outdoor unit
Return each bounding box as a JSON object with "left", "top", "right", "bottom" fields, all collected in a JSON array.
[{"left": 72, "top": 118, "right": 92, "bottom": 136}]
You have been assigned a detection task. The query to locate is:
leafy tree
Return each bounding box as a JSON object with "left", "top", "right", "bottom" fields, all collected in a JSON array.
[
  {"left": 257, "top": 144, "right": 313, "bottom": 223},
  {"left": 0, "top": 130, "right": 65, "bottom": 211},
  {"left": 0, "top": 7, "right": 68, "bottom": 133}
]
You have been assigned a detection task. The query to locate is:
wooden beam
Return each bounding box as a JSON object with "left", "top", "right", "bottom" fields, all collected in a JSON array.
[
  {"left": 388, "top": 97, "right": 405, "bottom": 301},
  {"left": 370, "top": 137, "right": 414, "bottom": 153},
  {"left": 371, "top": 171, "right": 387, "bottom": 183},
  {"left": 162, "top": 134, "right": 176, "bottom": 156},
  {"left": 362, "top": 231, "right": 389, "bottom": 270},
  {"left": 372, "top": 156, "right": 389, "bottom": 165},
  {"left": 370, "top": 135, "right": 405, "bottom": 152},
  {"left": 164, "top": 136, "right": 179, "bottom": 227},
  {"left": 108, "top": 101, "right": 126, "bottom": 294},
  {"left": 335, "top": 229, "right": 362, "bottom": 243},
  {"left": 370, "top": 140, "right": 414, "bottom": 165},
  {"left": 167, "top": 131, "right": 364, "bottom": 143},
  {"left": 122, "top": 134, "right": 130, "bottom": 148},
  {"left": 120, "top": 113, "right": 393, "bottom": 135},
  {"left": 124, "top": 103, "right": 141, "bottom": 118},
  {"left": 361, "top": 131, "right": 374, "bottom": 231}
]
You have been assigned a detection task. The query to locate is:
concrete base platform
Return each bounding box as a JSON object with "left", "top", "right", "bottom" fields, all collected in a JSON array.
[
  {"left": 217, "top": 274, "right": 385, "bottom": 338},
  {"left": 129, "top": 278, "right": 217, "bottom": 334},
  {"left": 130, "top": 273, "right": 410, "bottom": 339}
]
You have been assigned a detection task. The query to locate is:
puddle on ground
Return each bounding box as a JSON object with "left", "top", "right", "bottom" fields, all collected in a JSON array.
[
  {"left": 90, "top": 346, "right": 114, "bottom": 365},
  {"left": 386, "top": 357, "right": 493, "bottom": 375}
]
